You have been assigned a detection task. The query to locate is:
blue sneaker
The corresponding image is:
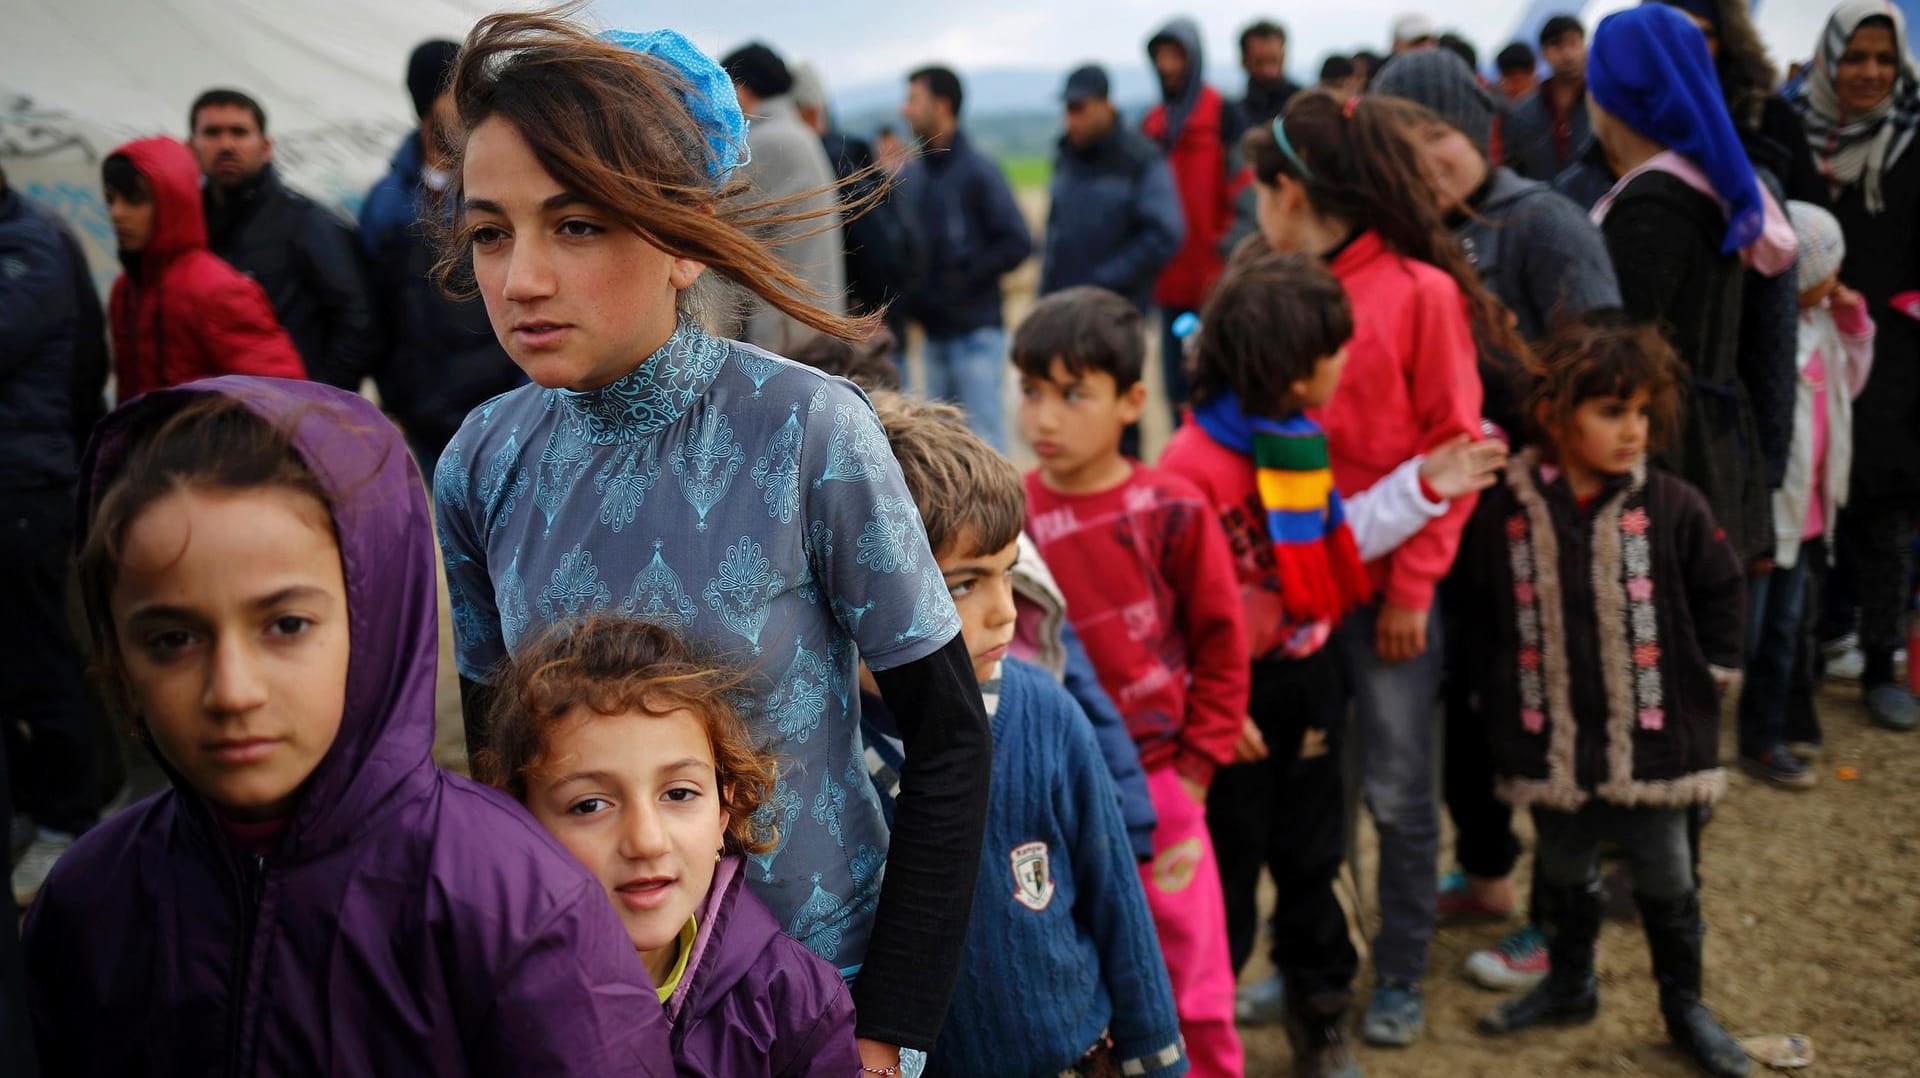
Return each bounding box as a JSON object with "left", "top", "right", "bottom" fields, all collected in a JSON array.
[
  {"left": 1361, "top": 980, "right": 1424, "bottom": 1046},
  {"left": 1234, "top": 971, "right": 1286, "bottom": 1026}
]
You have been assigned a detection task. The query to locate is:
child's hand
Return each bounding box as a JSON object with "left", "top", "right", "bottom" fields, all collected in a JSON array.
[
  {"left": 1831, "top": 283, "right": 1865, "bottom": 311},
  {"left": 1376, "top": 601, "right": 1428, "bottom": 663},
  {"left": 1419, "top": 434, "right": 1509, "bottom": 500},
  {"left": 1180, "top": 775, "right": 1208, "bottom": 805},
  {"left": 1233, "top": 717, "right": 1269, "bottom": 763}
]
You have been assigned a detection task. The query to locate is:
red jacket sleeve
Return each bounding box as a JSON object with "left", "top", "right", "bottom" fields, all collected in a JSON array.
[
  {"left": 1169, "top": 492, "right": 1251, "bottom": 786},
  {"left": 193, "top": 266, "right": 307, "bottom": 382},
  {"left": 1383, "top": 282, "right": 1483, "bottom": 612}
]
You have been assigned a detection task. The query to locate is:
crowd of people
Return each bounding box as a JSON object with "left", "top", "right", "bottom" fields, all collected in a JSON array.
[{"left": 0, "top": 0, "right": 1916, "bottom": 1075}]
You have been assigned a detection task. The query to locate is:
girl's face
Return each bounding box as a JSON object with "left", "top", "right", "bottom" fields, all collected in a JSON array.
[
  {"left": 1254, "top": 175, "right": 1309, "bottom": 252},
  {"left": 528, "top": 708, "right": 729, "bottom": 977},
  {"left": 109, "top": 486, "right": 350, "bottom": 822},
  {"left": 1414, "top": 122, "right": 1486, "bottom": 214},
  {"left": 462, "top": 116, "right": 707, "bottom": 393},
  {"left": 1550, "top": 387, "right": 1653, "bottom": 481},
  {"left": 1837, "top": 24, "right": 1900, "bottom": 115}
]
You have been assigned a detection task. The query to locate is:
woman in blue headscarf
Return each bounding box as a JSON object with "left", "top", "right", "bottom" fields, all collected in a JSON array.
[
  {"left": 1583, "top": 4, "right": 1796, "bottom": 569},
  {"left": 1795, "top": 0, "right": 1920, "bottom": 733}
]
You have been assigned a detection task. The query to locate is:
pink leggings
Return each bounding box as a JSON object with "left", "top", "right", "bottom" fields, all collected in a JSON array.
[{"left": 1138, "top": 766, "right": 1243, "bottom": 1078}]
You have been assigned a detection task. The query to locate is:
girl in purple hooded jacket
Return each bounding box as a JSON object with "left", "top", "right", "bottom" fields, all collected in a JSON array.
[
  {"left": 476, "top": 615, "right": 860, "bottom": 1077},
  {"left": 23, "top": 377, "right": 675, "bottom": 1076}
]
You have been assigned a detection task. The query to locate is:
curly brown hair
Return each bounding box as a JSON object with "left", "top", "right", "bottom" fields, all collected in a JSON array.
[
  {"left": 1523, "top": 310, "right": 1683, "bottom": 448},
  {"left": 474, "top": 615, "right": 779, "bottom": 854}
]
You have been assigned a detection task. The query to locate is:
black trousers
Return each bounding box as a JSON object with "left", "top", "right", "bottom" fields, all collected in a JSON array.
[
  {"left": 1207, "top": 646, "right": 1358, "bottom": 1004},
  {"left": 1840, "top": 496, "right": 1919, "bottom": 679},
  {"left": 1786, "top": 538, "right": 1829, "bottom": 746},
  {"left": 1, "top": 487, "right": 99, "bottom": 835}
]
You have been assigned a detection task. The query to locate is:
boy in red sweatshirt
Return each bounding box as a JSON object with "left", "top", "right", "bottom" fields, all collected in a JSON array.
[
  {"left": 1016, "top": 285, "right": 1249, "bottom": 1078},
  {"left": 103, "top": 137, "right": 304, "bottom": 402}
]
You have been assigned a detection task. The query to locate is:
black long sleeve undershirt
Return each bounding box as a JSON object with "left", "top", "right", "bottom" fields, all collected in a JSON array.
[{"left": 854, "top": 632, "right": 993, "bottom": 1049}]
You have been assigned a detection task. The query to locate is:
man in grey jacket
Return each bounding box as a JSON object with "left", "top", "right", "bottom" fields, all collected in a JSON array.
[{"left": 722, "top": 43, "right": 847, "bottom": 353}]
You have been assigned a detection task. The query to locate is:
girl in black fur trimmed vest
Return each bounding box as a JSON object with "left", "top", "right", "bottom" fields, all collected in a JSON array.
[{"left": 1458, "top": 312, "right": 1752, "bottom": 1077}]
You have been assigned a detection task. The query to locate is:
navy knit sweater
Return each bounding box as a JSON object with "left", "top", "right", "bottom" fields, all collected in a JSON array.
[{"left": 919, "top": 660, "right": 1186, "bottom": 1078}]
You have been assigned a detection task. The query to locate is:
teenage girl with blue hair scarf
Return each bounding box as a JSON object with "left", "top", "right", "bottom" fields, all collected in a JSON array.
[{"left": 426, "top": 13, "right": 992, "bottom": 1076}]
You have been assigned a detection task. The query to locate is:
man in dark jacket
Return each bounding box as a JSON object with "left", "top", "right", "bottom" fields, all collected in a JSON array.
[
  {"left": 1234, "top": 20, "right": 1304, "bottom": 132},
  {"left": 0, "top": 168, "right": 104, "bottom": 924},
  {"left": 793, "top": 63, "right": 915, "bottom": 349},
  {"left": 1503, "top": 16, "right": 1593, "bottom": 182},
  {"left": 1042, "top": 65, "right": 1184, "bottom": 311},
  {"left": 897, "top": 65, "right": 1032, "bottom": 451},
  {"left": 190, "top": 89, "right": 380, "bottom": 392},
  {"left": 360, "top": 41, "right": 524, "bottom": 471},
  {"left": 1145, "top": 17, "right": 1240, "bottom": 412}
]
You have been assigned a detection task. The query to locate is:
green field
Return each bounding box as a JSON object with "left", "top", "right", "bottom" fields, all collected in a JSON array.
[{"left": 999, "top": 154, "right": 1052, "bottom": 194}]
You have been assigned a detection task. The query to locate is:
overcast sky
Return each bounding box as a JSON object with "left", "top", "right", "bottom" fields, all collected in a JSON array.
[{"left": 592, "top": 0, "right": 1834, "bottom": 102}]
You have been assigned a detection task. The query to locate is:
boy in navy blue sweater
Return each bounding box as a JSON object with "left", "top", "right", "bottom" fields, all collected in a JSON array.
[{"left": 867, "top": 393, "right": 1186, "bottom": 1078}]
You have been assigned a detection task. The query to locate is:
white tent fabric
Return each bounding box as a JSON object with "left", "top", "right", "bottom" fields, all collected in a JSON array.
[{"left": 1, "top": 0, "right": 504, "bottom": 288}]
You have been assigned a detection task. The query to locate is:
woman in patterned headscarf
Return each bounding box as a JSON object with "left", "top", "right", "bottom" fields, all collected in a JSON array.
[
  {"left": 427, "top": 13, "right": 993, "bottom": 1075},
  {"left": 1794, "top": 0, "right": 1920, "bottom": 732}
]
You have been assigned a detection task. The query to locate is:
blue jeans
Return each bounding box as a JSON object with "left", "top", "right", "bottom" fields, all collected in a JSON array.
[
  {"left": 1739, "top": 556, "right": 1810, "bottom": 757},
  {"left": 1339, "top": 602, "right": 1445, "bottom": 984},
  {"left": 922, "top": 327, "right": 1008, "bottom": 452}
]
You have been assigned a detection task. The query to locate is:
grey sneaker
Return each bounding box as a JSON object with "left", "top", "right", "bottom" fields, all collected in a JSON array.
[
  {"left": 1236, "top": 971, "right": 1287, "bottom": 1026},
  {"left": 1866, "top": 683, "right": 1919, "bottom": 731},
  {"left": 11, "top": 830, "right": 74, "bottom": 906},
  {"left": 1361, "top": 980, "right": 1424, "bottom": 1046}
]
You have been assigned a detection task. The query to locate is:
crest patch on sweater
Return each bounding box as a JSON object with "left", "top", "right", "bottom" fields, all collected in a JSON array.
[{"left": 1010, "top": 841, "right": 1055, "bottom": 911}]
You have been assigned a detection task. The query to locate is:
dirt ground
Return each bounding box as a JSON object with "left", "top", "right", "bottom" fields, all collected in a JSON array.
[{"left": 1234, "top": 688, "right": 1920, "bottom": 1078}]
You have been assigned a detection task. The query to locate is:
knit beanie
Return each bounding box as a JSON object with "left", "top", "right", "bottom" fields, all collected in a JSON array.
[
  {"left": 720, "top": 42, "right": 794, "bottom": 99},
  {"left": 406, "top": 40, "right": 461, "bottom": 119},
  {"left": 1589, "top": 5, "right": 1763, "bottom": 255},
  {"left": 1372, "top": 49, "right": 1496, "bottom": 155},
  {"left": 1787, "top": 199, "right": 1846, "bottom": 293}
]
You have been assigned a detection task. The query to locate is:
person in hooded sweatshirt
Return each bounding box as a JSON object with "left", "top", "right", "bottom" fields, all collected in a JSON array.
[
  {"left": 23, "top": 378, "right": 674, "bottom": 1076},
  {"left": 100, "top": 138, "right": 304, "bottom": 403},
  {"left": 478, "top": 616, "right": 859, "bottom": 1078},
  {"left": 1145, "top": 17, "right": 1241, "bottom": 414}
]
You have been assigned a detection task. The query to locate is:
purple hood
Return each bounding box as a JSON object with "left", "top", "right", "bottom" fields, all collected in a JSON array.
[
  {"left": 24, "top": 377, "right": 673, "bottom": 1076},
  {"left": 669, "top": 857, "right": 860, "bottom": 1077}
]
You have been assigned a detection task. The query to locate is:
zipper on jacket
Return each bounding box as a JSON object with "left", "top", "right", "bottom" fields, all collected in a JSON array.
[{"left": 226, "top": 853, "right": 267, "bottom": 1074}]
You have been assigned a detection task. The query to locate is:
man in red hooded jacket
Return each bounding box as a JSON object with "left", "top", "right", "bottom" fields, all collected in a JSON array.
[
  {"left": 102, "top": 137, "right": 304, "bottom": 403},
  {"left": 1144, "top": 17, "right": 1242, "bottom": 417}
]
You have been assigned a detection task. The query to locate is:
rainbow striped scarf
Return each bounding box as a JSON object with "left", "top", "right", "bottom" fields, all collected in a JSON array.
[{"left": 1193, "top": 395, "right": 1373, "bottom": 623}]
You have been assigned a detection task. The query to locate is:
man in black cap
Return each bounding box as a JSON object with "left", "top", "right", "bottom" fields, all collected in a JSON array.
[
  {"left": 359, "top": 40, "right": 524, "bottom": 471},
  {"left": 1041, "top": 64, "right": 1183, "bottom": 313},
  {"left": 189, "top": 88, "right": 379, "bottom": 391},
  {"left": 720, "top": 41, "right": 846, "bottom": 352}
]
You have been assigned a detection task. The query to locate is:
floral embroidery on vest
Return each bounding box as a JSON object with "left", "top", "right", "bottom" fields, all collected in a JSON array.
[
  {"left": 1618, "top": 505, "right": 1665, "bottom": 730},
  {"left": 1505, "top": 512, "right": 1548, "bottom": 735}
]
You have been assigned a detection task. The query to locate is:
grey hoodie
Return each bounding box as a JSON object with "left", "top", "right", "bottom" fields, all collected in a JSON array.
[{"left": 1147, "top": 16, "right": 1207, "bottom": 149}]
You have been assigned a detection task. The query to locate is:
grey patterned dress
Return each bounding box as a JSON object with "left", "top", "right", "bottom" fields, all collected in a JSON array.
[{"left": 434, "top": 319, "right": 961, "bottom": 974}]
